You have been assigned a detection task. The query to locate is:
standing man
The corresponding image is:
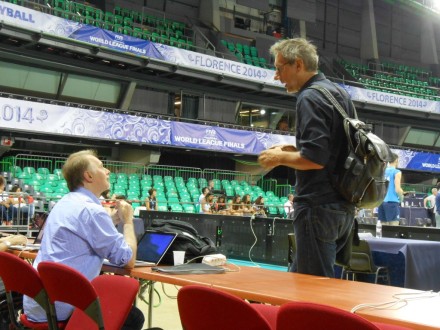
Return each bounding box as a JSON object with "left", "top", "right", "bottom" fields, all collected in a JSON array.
[
  {"left": 284, "top": 193, "right": 294, "bottom": 217},
  {"left": 436, "top": 185, "right": 440, "bottom": 229},
  {"left": 258, "top": 38, "right": 355, "bottom": 277},
  {"left": 377, "top": 153, "right": 404, "bottom": 226},
  {"left": 23, "top": 150, "right": 144, "bottom": 329},
  {"left": 423, "top": 188, "right": 437, "bottom": 227}
]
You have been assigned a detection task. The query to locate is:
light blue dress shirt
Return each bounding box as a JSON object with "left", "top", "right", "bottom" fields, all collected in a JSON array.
[{"left": 23, "top": 187, "right": 133, "bottom": 322}]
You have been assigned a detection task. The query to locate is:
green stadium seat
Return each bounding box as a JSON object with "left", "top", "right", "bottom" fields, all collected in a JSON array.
[
  {"left": 184, "top": 205, "right": 195, "bottom": 213},
  {"left": 121, "top": 8, "right": 133, "bottom": 19},
  {"left": 53, "top": 7, "right": 69, "bottom": 19},
  {"left": 114, "top": 15, "right": 123, "bottom": 25},
  {"left": 104, "top": 12, "right": 114, "bottom": 23},
  {"left": 243, "top": 45, "right": 250, "bottom": 56},
  {"left": 114, "top": 6, "right": 122, "bottom": 16},
  {"left": 23, "top": 167, "right": 36, "bottom": 175},
  {"left": 113, "top": 24, "right": 123, "bottom": 33},
  {"left": 177, "top": 39, "right": 186, "bottom": 48},
  {"left": 151, "top": 32, "right": 160, "bottom": 42},
  {"left": 132, "top": 11, "right": 143, "bottom": 24},
  {"left": 143, "top": 30, "right": 151, "bottom": 40},
  {"left": 123, "top": 26, "right": 133, "bottom": 36},
  {"left": 161, "top": 34, "right": 169, "bottom": 44},
  {"left": 174, "top": 27, "right": 183, "bottom": 37},
  {"left": 250, "top": 46, "right": 258, "bottom": 57},
  {"left": 123, "top": 17, "right": 133, "bottom": 27}
]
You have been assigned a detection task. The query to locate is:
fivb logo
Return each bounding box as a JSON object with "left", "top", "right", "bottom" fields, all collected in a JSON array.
[
  {"left": 0, "top": 5, "right": 35, "bottom": 23},
  {"left": 205, "top": 128, "right": 216, "bottom": 137},
  {"left": 115, "top": 35, "right": 123, "bottom": 41}
]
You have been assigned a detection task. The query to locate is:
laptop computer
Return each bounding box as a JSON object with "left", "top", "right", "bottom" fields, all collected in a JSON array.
[
  {"left": 9, "top": 218, "right": 46, "bottom": 251},
  {"left": 104, "top": 231, "right": 177, "bottom": 267}
]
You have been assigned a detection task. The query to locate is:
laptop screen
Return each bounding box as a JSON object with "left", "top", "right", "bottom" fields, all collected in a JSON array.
[{"left": 136, "top": 231, "right": 177, "bottom": 264}]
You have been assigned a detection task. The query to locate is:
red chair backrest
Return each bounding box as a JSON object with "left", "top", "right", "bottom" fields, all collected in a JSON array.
[
  {"left": 37, "top": 261, "right": 99, "bottom": 310},
  {"left": 38, "top": 261, "right": 139, "bottom": 330},
  {"left": 277, "top": 302, "right": 380, "bottom": 330},
  {"left": 177, "top": 285, "right": 272, "bottom": 330},
  {"left": 37, "top": 261, "right": 103, "bottom": 329},
  {"left": 0, "top": 252, "right": 55, "bottom": 329},
  {"left": 65, "top": 275, "right": 139, "bottom": 330},
  {"left": 0, "top": 252, "right": 45, "bottom": 299}
]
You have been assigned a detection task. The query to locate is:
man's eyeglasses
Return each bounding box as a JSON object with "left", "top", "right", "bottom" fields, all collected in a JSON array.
[{"left": 275, "top": 62, "right": 292, "bottom": 74}]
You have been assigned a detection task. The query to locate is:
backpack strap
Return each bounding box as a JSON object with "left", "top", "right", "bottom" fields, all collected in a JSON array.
[{"left": 309, "top": 84, "right": 358, "bottom": 120}]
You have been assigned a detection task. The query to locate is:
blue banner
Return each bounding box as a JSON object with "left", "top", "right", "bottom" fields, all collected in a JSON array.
[
  {"left": 170, "top": 122, "right": 293, "bottom": 154},
  {"left": 0, "top": 97, "right": 295, "bottom": 155},
  {"left": 342, "top": 85, "right": 440, "bottom": 114},
  {"left": 69, "top": 25, "right": 165, "bottom": 59},
  {"left": 1, "top": 97, "right": 439, "bottom": 169},
  {"left": 393, "top": 149, "right": 440, "bottom": 172}
]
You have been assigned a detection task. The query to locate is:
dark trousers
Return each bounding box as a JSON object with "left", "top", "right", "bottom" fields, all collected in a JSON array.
[{"left": 122, "top": 306, "right": 145, "bottom": 330}]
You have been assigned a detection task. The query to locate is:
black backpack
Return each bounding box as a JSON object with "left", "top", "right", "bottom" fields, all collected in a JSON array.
[
  {"left": 310, "top": 85, "right": 394, "bottom": 209},
  {"left": 150, "top": 219, "right": 217, "bottom": 265}
]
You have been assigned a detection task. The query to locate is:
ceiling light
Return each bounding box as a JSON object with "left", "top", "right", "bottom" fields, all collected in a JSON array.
[{"left": 260, "top": 109, "right": 266, "bottom": 115}]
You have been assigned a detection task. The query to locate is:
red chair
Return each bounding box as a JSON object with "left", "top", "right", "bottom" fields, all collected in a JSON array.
[
  {"left": 277, "top": 301, "right": 411, "bottom": 330},
  {"left": 0, "top": 252, "right": 64, "bottom": 330},
  {"left": 38, "top": 261, "right": 139, "bottom": 330},
  {"left": 177, "top": 285, "right": 278, "bottom": 330}
]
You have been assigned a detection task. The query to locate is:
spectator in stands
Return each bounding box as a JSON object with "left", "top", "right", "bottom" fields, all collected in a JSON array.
[
  {"left": 0, "top": 176, "right": 12, "bottom": 226},
  {"left": 8, "top": 185, "right": 35, "bottom": 222},
  {"left": 258, "top": 38, "right": 356, "bottom": 278},
  {"left": 200, "top": 193, "right": 214, "bottom": 214},
  {"left": 199, "top": 187, "right": 209, "bottom": 202},
  {"left": 378, "top": 153, "right": 404, "bottom": 226},
  {"left": 283, "top": 193, "right": 294, "bottom": 217},
  {"left": 276, "top": 117, "right": 290, "bottom": 132},
  {"left": 198, "top": 186, "right": 210, "bottom": 210},
  {"left": 145, "top": 188, "right": 158, "bottom": 211},
  {"left": 23, "top": 150, "right": 144, "bottom": 329},
  {"left": 214, "top": 195, "right": 228, "bottom": 214},
  {"left": 207, "top": 180, "right": 215, "bottom": 193},
  {"left": 230, "top": 195, "right": 243, "bottom": 216},
  {"left": 424, "top": 188, "right": 438, "bottom": 227},
  {"left": 253, "top": 196, "right": 266, "bottom": 217},
  {"left": 241, "top": 194, "right": 254, "bottom": 215}
]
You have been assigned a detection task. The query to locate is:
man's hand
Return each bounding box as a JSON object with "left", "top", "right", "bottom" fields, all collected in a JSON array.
[
  {"left": 258, "top": 147, "right": 284, "bottom": 169},
  {"left": 269, "top": 144, "right": 297, "bottom": 152},
  {"left": 115, "top": 200, "right": 134, "bottom": 225}
]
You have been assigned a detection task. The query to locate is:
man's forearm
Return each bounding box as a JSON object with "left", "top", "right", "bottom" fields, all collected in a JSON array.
[
  {"left": 278, "top": 151, "right": 324, "bottom": 170},
  {"left": 123, "top": 221, "right": 137, "bottom": 269}
]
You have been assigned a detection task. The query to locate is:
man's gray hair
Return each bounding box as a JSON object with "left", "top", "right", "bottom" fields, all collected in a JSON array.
[{"left": 270, "top": 38, "right": 319, "bottom": 72}]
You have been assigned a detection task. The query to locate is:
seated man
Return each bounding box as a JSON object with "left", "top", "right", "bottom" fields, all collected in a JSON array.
[{"left": 23, "top": 150, "right": 144, "bottom": 330}]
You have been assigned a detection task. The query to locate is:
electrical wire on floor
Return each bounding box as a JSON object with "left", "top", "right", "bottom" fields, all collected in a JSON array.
[
  {"left": 248, "top": 215, "right": 261, "bottom": 268},
  {"left": 222, "top": 262, "right": 241, "bottom": 273},
  {"left": 138, "top": 279, "right": 162, "bottom": 308},
  {"left": 351, "top": 290, "right": 439, "bottom": 313},
  {"left": 160, "top": 282, "right": 178, "bottom": 300}
]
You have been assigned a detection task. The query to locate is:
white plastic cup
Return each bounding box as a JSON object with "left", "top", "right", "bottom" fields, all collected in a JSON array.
[{"left": 173, "top": 251, "right": 185, "bottom": 265}]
